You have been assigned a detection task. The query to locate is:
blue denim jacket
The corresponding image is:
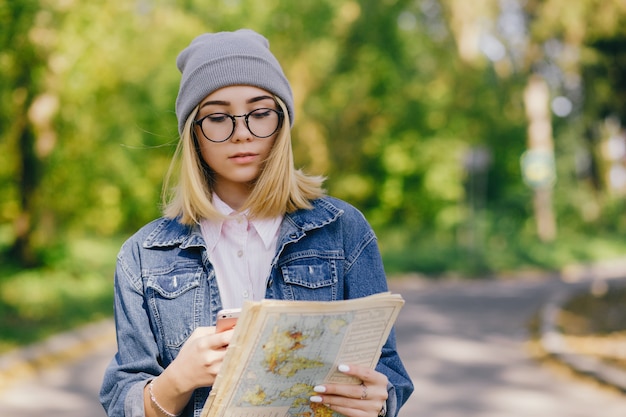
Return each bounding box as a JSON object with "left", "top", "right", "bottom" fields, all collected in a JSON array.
[{"left": 100, "top": 196, "right": 413, "bottom": 417}]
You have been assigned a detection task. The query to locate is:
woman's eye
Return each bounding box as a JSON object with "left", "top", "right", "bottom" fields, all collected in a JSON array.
[
  {"left": 207, "top": 114, "right": 229, "bottom": 123},
  {"left": 251, "top": 109, "right": 272, "bottom": 119}
]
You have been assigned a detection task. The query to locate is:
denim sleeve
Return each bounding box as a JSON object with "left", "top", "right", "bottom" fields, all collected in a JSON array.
[
  {"left": 343, "top": 215, "right": 414, "bottom": 417},
  {"left": 99, "top": 246, "right": 163, "bottom": 417},
  {"left": 376, "top": 327, "right": 413, "bottom": 417}
]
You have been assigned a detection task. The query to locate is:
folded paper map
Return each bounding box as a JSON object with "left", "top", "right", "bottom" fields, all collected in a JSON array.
[{"left": 201, "top": 292, "right": 405, "bottom": 417}]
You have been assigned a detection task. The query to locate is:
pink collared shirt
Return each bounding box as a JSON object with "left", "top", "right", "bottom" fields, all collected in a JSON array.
[{"left": 199, "top": 194, "right": 283, "bottom": 309}]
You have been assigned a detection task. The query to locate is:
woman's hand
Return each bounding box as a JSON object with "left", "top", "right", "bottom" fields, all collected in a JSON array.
[
  {"left": 145, "top": 326, "right": 234, "bottom": 417},
  {"left": 166, "top": 326, "right": 234, "bottom": 393},
  {"left": 309, "top": 364, "right": 388, "bottom": 417}
]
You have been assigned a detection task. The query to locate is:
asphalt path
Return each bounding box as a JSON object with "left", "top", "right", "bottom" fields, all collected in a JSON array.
[
  {"left": 0, "top": 338, "right": 111, "bottom": 417},
  {"left": 392, "top": 275, "right": 626, "bottom": 417},
  {"left": 1, "top": 274, "right": 626, "bottom": 416}
]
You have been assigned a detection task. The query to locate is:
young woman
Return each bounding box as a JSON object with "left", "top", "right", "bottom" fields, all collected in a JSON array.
[{"left": 100, "top": 29, "right": 413, "bottom": 417}]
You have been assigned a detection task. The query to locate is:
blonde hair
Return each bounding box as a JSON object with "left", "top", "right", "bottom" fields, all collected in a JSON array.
[{"left": 162, "top": 97, "right": 325, "bottom": 224}]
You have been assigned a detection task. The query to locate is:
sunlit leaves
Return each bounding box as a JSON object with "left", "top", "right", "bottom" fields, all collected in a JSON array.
[{"left": 2, "top": 0, "right": 626, "bottom": 270}]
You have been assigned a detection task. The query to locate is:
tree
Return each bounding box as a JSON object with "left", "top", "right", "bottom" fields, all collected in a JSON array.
[
  {"left": 522, "top": 0, "right": 626, "bottom": 225},
  {"left": 3, "top": 0, "right": 626, "bottom": 273},
  {"left": 0, "top": 0, "right": 57, "bottom": 266}
]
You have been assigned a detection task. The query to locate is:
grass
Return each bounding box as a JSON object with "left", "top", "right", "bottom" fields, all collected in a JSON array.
[
  {"left": 0, "top": 237, "right": 121, "bottom": 354},
  {"left": 380, "top": 226, "right": 626, "bottom": 277}
]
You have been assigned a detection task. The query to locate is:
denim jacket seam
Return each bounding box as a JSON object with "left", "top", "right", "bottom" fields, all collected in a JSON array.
[
  {"left": 117, "top": 252, "right": 143, "bottom": 294},
  {"left": 344, "top": 229, "right": 377, "bottom": 274},
  {"left": 284, "top": 198, "right": 344, "bottom": 232}
]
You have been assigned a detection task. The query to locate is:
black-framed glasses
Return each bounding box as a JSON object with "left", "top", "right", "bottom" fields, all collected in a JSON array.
[{"left": 194, "top": 108, "right": 284, "bottom": 143}]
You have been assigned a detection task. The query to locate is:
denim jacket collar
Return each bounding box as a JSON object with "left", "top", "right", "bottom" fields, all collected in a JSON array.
[{"left": 142, "top": 197, "right": 345, "bottom": 250}]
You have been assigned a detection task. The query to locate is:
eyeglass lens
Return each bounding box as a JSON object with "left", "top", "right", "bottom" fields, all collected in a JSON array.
[{"left": 197, "top": 108, "right": 281, "bottom": 142}]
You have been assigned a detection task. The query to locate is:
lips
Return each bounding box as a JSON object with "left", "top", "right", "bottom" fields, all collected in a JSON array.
[
  {"left": 229, "top": 152, "right": 259, "bottom": 164},
  {"left": 230, "top": 152, "right": 257, "bottom": 158}
]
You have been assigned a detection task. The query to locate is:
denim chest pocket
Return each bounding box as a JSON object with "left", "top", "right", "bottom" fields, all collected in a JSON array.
[
  {"left": 279, "top": 251, "right": 341, "bottom": 301},
  {"left": 145, "top": 263, "right": 203, "bottom": 349}
]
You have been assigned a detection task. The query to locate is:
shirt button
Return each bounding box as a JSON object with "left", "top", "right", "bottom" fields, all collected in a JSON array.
[
  {"left": 237, "top": 250, "right": 244, "bottom": 257},
  {"left": 243, "top": 290, "right": 249, "bottom": 298}
]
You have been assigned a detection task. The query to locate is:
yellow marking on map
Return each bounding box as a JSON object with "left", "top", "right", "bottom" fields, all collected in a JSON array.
[
  {"left": 262, "top": 326, "right": 325, "bottom": 377},
  {"left": 239, "top": 384, "right": 272, "bottom": 406},
  {"left": 327, "top": 318, "right": 348, "bottom": 335}
]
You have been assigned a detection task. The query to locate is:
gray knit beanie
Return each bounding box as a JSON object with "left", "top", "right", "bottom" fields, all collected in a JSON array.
[{"left": 175, "top": 29, "right": 294, "bottom": 137}]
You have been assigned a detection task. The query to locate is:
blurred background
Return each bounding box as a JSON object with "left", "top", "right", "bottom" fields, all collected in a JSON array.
[{"left": 1, "top": 0, "right": 626, "bottom": 352}]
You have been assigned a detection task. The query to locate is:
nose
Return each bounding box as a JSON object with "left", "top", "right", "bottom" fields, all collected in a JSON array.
[{"left": 230, "top": 115, "right": 252, "bottom": 142}]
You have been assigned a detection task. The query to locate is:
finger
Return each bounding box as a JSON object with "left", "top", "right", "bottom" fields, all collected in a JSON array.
[
  {"left": 329, "top": 401, "right": 386, "bottom": 417},
  {"left": 311, "top": 394, "right": 380, "bottom": 417},
  {"left": 212, "top": 329, "right": 234, "bottom": 348},
  {"left": 201, "top": 349, "right": 227, "bottom": 371},
  {"left": 311, "top": 384, "right": 383, "bottom": 406},
  {"left": 313, "top": 381, "right": 384, "bottom": 401},
  {"left": 317, "top": 382, "right": 369, "bottom": 401},
  {"left": 328, "top": 403, "right": 368, "bottom": 417},
  {"left": 196, "top": 328, "right": 234, "bottom": 350},
  {"left": 338, "top": 364, "right": 387, "bottom": 386},
  {"left": 187, "top": 326, "right": 217, "bottom": 341}
]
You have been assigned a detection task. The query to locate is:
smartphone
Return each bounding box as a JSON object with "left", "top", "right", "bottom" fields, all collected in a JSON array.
[{"left": 216, "top": 308, "right": 241, "bottom": 333}]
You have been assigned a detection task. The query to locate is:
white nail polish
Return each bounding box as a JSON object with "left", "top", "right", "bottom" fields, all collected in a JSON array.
[
  {"left": 310, "top": 395, "right": 323, "bottom": 403},
  {"left": 313, "top": 385, "right": 326, "bottom": 393},
  {"left": 338, "top": 364, "right": 350, "bottom": 372}
]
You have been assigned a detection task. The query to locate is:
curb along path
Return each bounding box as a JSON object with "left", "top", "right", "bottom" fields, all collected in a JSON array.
[
  {"left": 0, "top": 319, "right": 115, "bottom": 391},
  {"left": 0, "top": 320, "right": 115, "bottom": 417},
  {"left": 539, "top": 260, "right": 626, "bottom": 393}
]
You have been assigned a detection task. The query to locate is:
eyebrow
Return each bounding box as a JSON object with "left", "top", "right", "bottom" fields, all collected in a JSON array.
[{"left": 200, "top": 95, "right": 275, "bottom": 109}]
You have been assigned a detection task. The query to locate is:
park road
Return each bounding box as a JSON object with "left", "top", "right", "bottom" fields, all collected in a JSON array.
[
  {"left": 392, "top": 275, "right": 626, "bottom": 417},
  {"left": 1, "top": 274, "right": 626, "bottom": 416}
]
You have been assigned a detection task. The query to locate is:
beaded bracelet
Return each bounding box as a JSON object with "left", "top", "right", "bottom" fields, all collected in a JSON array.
[{"left": 148, "top": 378, "right": 181, "bottom": 417}]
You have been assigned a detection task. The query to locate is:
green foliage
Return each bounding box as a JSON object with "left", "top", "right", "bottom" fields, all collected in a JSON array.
[
  {"left": 0, "top": 236, "right": 120, "bottom": 353},
  {"left": 0, "top": 0, "right": 626, "bottom": 273},
  {"left": 381, "top": 217, "right": 626, "bottom": 277}
]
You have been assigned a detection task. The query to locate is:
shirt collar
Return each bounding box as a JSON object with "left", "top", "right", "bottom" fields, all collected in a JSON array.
[
  {"left": 142, "top": 196, "right": 344, "bottom": 250},
  {"left": 201, "top": 193, "right": 282, "bottom": 251},
  {"left": 252, "top": 215, "right": 283, "bottom": 250}
]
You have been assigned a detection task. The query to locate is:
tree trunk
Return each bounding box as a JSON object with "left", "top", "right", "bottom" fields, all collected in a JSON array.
[{"left": 10, "top": 109, "right": 41, "bottom": 267}]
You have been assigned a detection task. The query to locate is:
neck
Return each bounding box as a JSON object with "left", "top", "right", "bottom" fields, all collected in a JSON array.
[{"left": 213, "top": 182, "right": 253, "bottom": 212}]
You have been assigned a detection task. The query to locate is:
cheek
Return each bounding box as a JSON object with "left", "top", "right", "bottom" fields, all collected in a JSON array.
[
  {"left": 198, "top": 143, "right": 220, "bottom": 168},
  {"left": 263, "top": 137, "right": 278, "bottom": 157}
]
